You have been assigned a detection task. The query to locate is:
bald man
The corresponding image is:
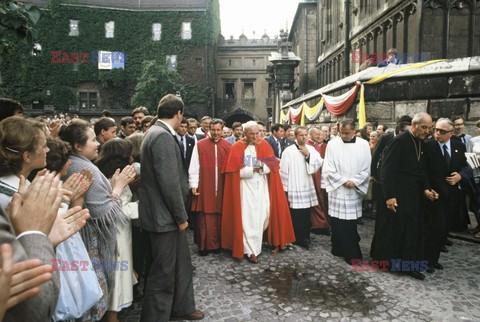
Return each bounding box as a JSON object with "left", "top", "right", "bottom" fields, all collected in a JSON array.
[{"left": 378, "top": 113, "right": 437, "bottom": 280}]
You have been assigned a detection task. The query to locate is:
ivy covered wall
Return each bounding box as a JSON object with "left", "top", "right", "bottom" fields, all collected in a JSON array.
[{"left": 0, "top": 0, "right": 220, "bottom": 117}]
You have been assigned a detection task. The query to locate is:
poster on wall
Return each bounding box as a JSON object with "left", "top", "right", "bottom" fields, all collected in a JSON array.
[{"left": 98, "top": 51, "right": 125, "bottom": 70}]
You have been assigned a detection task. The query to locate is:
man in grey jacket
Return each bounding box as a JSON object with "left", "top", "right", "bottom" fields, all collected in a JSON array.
[{"left": 139, "top": 94, "right": 204, "bottom": 321}]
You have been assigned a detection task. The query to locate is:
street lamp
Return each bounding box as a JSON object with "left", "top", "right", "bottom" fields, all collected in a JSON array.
[{"left": 267, "top": 29, "right": 301, "bottom": 123}]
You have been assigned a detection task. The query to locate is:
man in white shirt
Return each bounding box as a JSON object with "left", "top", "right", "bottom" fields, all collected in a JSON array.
[{"left": 323, "top": 120, "right": 371, "bottom": 264}]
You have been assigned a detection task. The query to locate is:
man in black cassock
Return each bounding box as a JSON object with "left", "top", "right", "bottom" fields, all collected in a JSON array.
[
  {"left": 424, "top": 118, "right": 469, "bottom": 272},
  {"left": 370, "top": 120, "right": 411, "bottom": 259},
  {"left": 379, "top": 113, "right": 438, "bottom": 280}
]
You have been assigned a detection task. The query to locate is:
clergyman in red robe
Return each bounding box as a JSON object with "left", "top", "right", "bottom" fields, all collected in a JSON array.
[
  {"left": 189, "top": 119, "right": 231, "bottom": 255},
  {"left": 306, "top": 127, "right": 330, "bottom": 233}
]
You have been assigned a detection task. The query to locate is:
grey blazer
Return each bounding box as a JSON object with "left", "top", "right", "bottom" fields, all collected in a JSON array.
[
  {"left": 0, "top": 208, "right": 60, "bottom": 322},
  {"left": 139, "top": 120, "right": 189, "bottom": 233}
]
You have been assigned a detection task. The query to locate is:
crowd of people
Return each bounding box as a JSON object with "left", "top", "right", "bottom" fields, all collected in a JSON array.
[{"left": 0, "top": 94, "right": 479, "bottom": 321}]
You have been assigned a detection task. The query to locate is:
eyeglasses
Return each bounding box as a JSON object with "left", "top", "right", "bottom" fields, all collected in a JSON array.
[{"left": 434, "top": 128, "right": 453, "bottom": 135}]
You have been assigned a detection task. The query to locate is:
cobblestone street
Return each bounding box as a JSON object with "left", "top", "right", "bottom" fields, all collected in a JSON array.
[{"left": 120, "top": 218, "right": 480, "bottom": 322}]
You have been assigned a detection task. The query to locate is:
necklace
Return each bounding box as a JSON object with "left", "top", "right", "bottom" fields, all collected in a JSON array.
[{"left": 408, "top": 131, "right": 421, "bottom": 162}]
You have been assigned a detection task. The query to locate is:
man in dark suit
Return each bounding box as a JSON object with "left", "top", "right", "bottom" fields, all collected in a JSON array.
[
  {"left": 265, "top": 123, "right": 286, "bottom": 158},
  {"left": 424, "top": 118, "right": 469, "bottom": 271},
  {"left": 187, "top": 118, "right": 205, "bottom": 142},
  {"left": 139, "top": 94, "right": 204, "bottom": 321},
  {"left": 177, "top": 118, "right": 195, "bottom": 169}
]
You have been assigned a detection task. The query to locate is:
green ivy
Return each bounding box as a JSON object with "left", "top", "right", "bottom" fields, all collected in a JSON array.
[{"left": 0, "top": 0, "right": 220, "bottom": 112}]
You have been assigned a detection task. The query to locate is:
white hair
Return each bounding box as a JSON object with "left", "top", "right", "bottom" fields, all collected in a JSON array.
[
  {"left": 436, "top": 118, "right": 454, "bottom": 131},
  {"left": 243, "top": 121, "right": 259, "bottom": 132}
]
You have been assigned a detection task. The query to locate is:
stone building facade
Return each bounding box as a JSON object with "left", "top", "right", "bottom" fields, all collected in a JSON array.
[
  {"left": 9, "top": 0, "right": 219, "bottom": 119},
  {"left": 215, "top": 34, "right": 277, "bottom": 126},
  {"left": 315, "top": 0, "right": 480, "bottom": 88},
  {"left": 288, "top": 0, "right": 318, "bottom": 97},
  {"left": 283, "top": 0, "right": 479, "bottom": 133}
]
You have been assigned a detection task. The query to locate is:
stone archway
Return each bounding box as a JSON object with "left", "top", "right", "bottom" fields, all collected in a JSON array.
[{"left": 222, "top": 108, "right": 256, "bottom": 128}]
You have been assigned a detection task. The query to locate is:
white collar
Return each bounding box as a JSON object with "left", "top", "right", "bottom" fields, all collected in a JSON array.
[
  {"left": 158, "top": 120, "right": 176, "bottom": 136},
  {"left": 0, "top": 174, "right": 21, "bottom": 190}
]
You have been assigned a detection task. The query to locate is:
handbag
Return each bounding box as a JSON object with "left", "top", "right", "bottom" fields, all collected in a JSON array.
[{"left": 52, "top": 232, "right": 103, "bottom": 321}]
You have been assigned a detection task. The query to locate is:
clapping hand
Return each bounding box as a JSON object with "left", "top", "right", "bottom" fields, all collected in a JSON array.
[
  {"left": 47, "top": 206, "right": 90, "bottom": 246},
  {"left": 8, "top": 172, "right": 62, "bottom": 236},
  {"left": 63, "top": 169, "right": 93, "bottom": 202},
  {"left": 0, "top": 244, "right": 53, "bottom": 318},
  {"left": 111, "top": 165, "right": 136, "bottom": 196},
  {"left": 48, "top": 121, "right": 62, "bottom": 138}
]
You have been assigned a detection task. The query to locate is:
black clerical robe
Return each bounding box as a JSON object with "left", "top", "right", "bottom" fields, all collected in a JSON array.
[{"left": 378, "top": 131, "right": 430, "bottom": 266}]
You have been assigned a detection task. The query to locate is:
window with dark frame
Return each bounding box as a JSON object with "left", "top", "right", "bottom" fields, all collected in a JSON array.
[
  {"left": 78, "top": 91, "right": 98, "bottom": 110},
  {"left": 225, "top": 82, "right": 235, "bottom": 99}
]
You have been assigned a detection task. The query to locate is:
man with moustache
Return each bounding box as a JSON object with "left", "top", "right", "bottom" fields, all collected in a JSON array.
[{"left": 379, "top": 113, "right": 438, "bottom": 280}]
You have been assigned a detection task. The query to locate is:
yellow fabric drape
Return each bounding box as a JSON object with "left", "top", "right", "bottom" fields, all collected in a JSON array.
[
  {"left": 358, "top": 84, "right": 366, "bottom": 129},
  {"left": 365, "top": 59, "right": 445, "bottom": 85},
  {"left": 285, "top": 59, "right": 446, "bottom": 125}
]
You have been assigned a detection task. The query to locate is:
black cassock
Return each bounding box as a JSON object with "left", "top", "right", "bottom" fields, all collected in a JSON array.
[{"left": 376, "top": 131, "right": 430, "bottom": 266}]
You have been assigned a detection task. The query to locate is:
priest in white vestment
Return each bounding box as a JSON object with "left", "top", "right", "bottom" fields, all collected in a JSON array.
[
  {"left": 240, "top": 136, "right": 271, "bottom": 261},
  {"left": 280, "top": 126, "right": 323, "bottom": 248},
  {"left": 323, "top": 119, "right": 371, "bottom": 264}
]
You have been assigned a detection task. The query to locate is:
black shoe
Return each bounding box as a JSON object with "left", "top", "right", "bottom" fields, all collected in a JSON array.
[
  {"left": 295, "top": 240, "right": 310, "bottom": 250},
  {"left": 199, "top": 250, "right": 208, "bottom": 256},
  {"left": 408, "top": 271, "right": 425, "bottom": 280},
  {"left": 444, "top": 239, "right": 453, "bottom": 246},
  {"left": 426, "top": 266, "right": 435, "bottom": 274},
  {"left": 441, "top": 246, "right": 449, "bottom": 253},
  {"left": 211, "top": 249, "right": 221, "bottom": 254},
  {"left": 433, "top": 263, "right": 444, "bottom": 270}
]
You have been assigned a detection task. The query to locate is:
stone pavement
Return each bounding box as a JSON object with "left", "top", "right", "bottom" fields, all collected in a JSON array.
[{"left": 120, "top": 218, "right": 480, "bottom": 321}]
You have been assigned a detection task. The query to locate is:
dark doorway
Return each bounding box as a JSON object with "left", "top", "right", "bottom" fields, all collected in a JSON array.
[{"left": 223, "top": 108, "right": 255, "bottom": 128}]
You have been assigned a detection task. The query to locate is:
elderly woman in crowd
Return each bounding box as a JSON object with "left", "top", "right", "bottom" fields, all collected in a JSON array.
[
  {"left": 60, "top": 120, "right": 135, "bottom": 321},
  {"left": 369, "top": 131, "right": 379, "bottom": 152}
]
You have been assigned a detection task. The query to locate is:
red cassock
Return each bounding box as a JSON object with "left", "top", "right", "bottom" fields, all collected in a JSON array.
[
  {"left": 221, "top": 138, "right": 296, "bottom": 258},
  {"left": 191, "top": 138, "right": 231, "bottom": 214},
  {"left": 191, "top": 139, "right": 231, "bottom": 250},
  {"left": 306, "top": 140, "right": 330, "bottom": 229}
]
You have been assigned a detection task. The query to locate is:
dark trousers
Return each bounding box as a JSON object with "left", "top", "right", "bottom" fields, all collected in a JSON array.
[
  {"left": 423, "top": 199, "right": 448, "bottom": 266},
  {"left": 330, "top": 217, "right": 362, "bottom": 263},
  {"left": 140, "top": 230, "right": 195, "bottom": 322},
  {"left": 132, "top": 226, "right": 152, "bottom": 286},
  {"left": 290, "top": 208, "right": 311, "bottom": 244}
]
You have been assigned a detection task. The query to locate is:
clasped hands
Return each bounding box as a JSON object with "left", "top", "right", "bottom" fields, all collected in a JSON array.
[{"left": 343, "top": 180, "right": 356, "bottom": 189}]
